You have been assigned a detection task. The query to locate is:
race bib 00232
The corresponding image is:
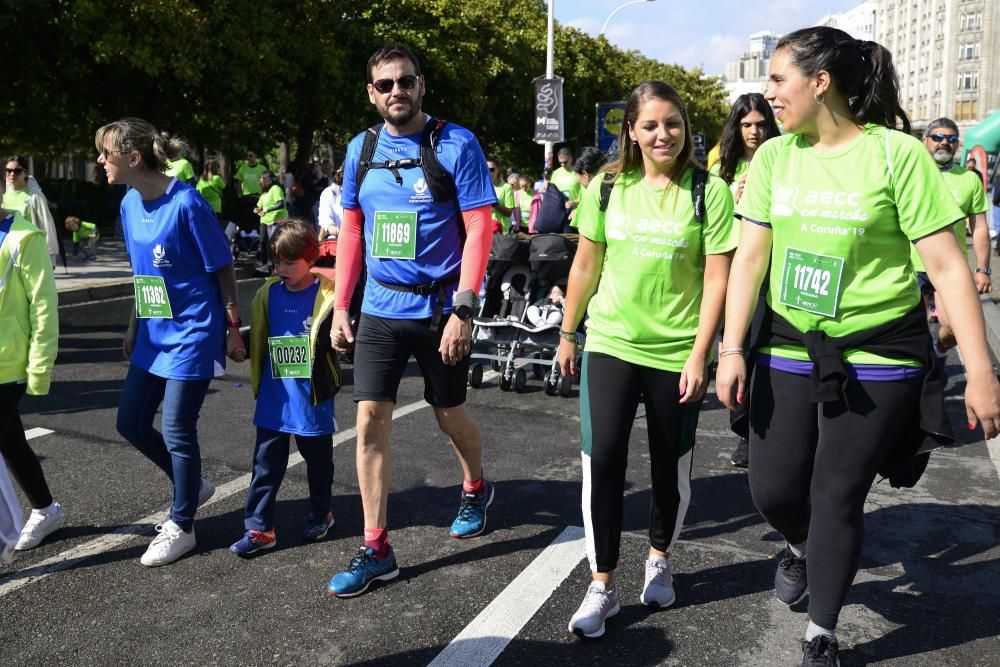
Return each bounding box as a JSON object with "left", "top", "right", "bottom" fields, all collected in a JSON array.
[
  {"left": 778, "top": 247, "right": 845, "bottom": 318},
  {"left": 133, "top": 275, "right": 173, "bottom": 318},
  {"left": 268, "top": 335, "right": 311, "bottom": 379},
  {"left": 372, "top": 211, "right": 417, "bottom": 260}
]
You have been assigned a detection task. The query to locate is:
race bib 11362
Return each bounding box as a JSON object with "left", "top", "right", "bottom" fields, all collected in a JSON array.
[{"left": 133, "top": 275, "right": 173, "bottom": 319}]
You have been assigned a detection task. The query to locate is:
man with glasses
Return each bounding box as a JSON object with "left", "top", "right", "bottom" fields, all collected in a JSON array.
[
  {"left": 911, "top": 117, "right": 991, "bottom": 356},
  {"left": 326, "top": 44, "right": 496, "bottom": 598},
  {"left": 550, "top": 146, "right": 582, "bottom": 221}
]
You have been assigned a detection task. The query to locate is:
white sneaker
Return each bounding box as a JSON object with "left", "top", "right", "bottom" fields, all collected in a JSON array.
[
  {"left": 158, "top": 477, "right": 216, "bottom": 512},
  {"left": 15, "top": 502, "right": 65, "bottom": 551},
  {"left": 140, "top": 520, "right": 196, "bottom": 567},
  {"left": 640, "top": 556, "right": 676, "bottom": 608},
  {"left": 568, "top": 581, "right": 620, "bottom": 639}
]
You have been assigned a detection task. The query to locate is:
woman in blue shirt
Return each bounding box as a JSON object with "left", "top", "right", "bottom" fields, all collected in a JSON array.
[{"left": 96, "top": 117, "right": 246, "bottom": 567}]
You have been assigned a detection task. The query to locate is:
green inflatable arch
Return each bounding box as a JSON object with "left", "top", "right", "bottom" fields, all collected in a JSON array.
[{"left": 963, "top": 109, "right": 1000, "bottom": 164}]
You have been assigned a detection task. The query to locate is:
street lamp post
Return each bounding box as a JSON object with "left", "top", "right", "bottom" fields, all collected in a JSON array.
[
  {"left": 544, "top": 0, "right": 555, "bottom": 170},
  {"left": 600, "top": 0, "right": 656, "bottom": 36}
]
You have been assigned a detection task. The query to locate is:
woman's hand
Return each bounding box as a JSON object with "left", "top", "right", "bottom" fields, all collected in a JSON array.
[
  {"left": 715, "top": 354, "right": 747, "bottom": 412},
  {"left": 226, "top": 327, "right": 246, "bottom": 362},
  {"left": 679, "top": 353, "right": 708, "bottom": 404},
  {"left": 557, "top": 337, "right": 578, "bottom": 380},
  {"left": 965, "top": 371, "right": 1000, "bottom": 439},
  {"left": 122, "top": 324, "right": 137, "bottom": 361}
]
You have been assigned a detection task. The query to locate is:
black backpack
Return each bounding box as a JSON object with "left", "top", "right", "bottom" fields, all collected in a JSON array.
[
  {"left": 599, "top": 167, "right": 709, "bottom": 222},
  {"left": 355, "top": 118, "right": 456, "bottom": 202}
]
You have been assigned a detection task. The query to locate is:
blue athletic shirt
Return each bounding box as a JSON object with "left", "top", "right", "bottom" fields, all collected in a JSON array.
[
  {"left": 0, "top": 214, "right": 12, "bottom": 249},
  {"left": 121, "top": 179, "right": 233, "bottom": 380},
  {"left": 253, "top": 280, "right": 335, "bottom": 436},
  {"left": 341, "top": 116, "right": 495, "bottom": 319}
]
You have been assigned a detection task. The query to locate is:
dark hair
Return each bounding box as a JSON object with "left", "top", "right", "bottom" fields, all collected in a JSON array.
[
  {"left": 6, "top": 155, "right": 29, "bottom": 171},
  {"left": 777, "top": 27, "right": 910, "bottom": 133},
  {"left": 260, "top": 170, "right": 277, "bottom": 187},
  {"left": 367, "top": 44, "right": 422, "bottom": 83},
  {"left": 573, "top": 147, "right": 607, "bottom": 177},
  {"left": 717, "top": 93, "right": 780, "bottom": 184},
  {"left": 270, "top": 218, "right": 320, "bottom": 264},
  {"left": 94, "top": 118, "right": 187, "bottom": 172},
  {"left": 925, "top": 117, "right": 959, "bottom": 137},
  {"left": 201, "top": 159, "right": 221, "bottom": 180},
  {"left": 603, "top": 80, "right": 698, "bottom": 193},
  {"left": 558, "top": 147, "right": 573, "bottom": 160}
]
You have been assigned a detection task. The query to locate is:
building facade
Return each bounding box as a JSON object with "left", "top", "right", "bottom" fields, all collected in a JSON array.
[{"left": 723, "top": 31, "right": 780, "bottom": 103}]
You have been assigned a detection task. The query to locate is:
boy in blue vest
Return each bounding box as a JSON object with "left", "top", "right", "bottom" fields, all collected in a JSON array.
[{"left": 230, "top": 218, "right": 341, "bottom": 556}]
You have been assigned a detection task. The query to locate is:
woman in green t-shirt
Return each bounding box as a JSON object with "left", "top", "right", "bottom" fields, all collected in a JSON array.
[
  {"left": 195, "top": 159, "right": 226, "bottom": 220},
  {"left": 557, "top": 80, "right": 737, "bottom": 639},
  {"left": 716, "top": 27, "right": 1000, "bottom": 666},
  {"left": 711, "top": 93, "right": 780, "bottom": 469},
  {"left": 254, "top": 171, "right": 287, "bottom": 267}
]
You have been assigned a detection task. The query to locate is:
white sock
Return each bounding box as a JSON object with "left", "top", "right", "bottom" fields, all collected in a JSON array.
[
  {"left": 805, "top": 621, "right": 836, "bottom": 641},
  {"left": 648, "top": 553, "right": 668, "bottom": 564},
  {"left": 590, "top": 580, "right": 608, "bottom": 592},
  {"left": 788, "top": 541, "right": 806, "bottom": 558},
  {"left": 34, "top": 501, "right": 58, "bottom": 515}
]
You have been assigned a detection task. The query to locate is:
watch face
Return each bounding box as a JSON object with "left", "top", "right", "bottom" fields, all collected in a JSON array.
[{"left": 455, "top": 305, "right": 473, "bottom": 319}]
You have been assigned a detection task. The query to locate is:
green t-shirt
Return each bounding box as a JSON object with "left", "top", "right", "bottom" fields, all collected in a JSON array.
[
  {"left": 196, "top": 174, "right": 226, "bottom": 213},
  {"left": 492, "top": 182, "right": 515, "bottom": 233},
  {"left": 708, "top": 158, "right": 750, "bottom": 184},
  {"left": 165, "top": 158, "right": 196, "bottom": 183},
  {"left": 550, "top": 166, "right": 582, "bottom": 202},
  {"left": 576, "top": 167, "right": 738, "bottom": 371},
  {"left": 257, "top": 184, "right": 287, "bottom": 225},
  {"left": 2, "top": 189, "right": 30, "bottom": 221},
  {"left": 72, "top": 221, "right": 99, "bottom": 243},
  {"left": 236, "top": 163, "right": 267, "bottom": 196},
  {"left": 516, "top": 188, "right": 532, "bottom": 221},
  {"left": 736, "top": 124, "right": 965, "bottom": 365},
  {"left": 909, "top": 164, "right": 987, "bottom": 271}
]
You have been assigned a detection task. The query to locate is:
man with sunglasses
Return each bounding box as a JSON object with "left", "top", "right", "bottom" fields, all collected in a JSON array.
[
  {"left": 550, "top": 147, "right": 582, "bottom": 222},
  {"left": 911, "top": 117, "right": 991, "bottom": 357},
  {"left": 327, "top": 44, "right": 497, "bottom": 598}
]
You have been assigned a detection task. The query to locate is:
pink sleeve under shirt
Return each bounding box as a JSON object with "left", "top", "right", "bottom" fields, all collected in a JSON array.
[{"left": 334, "top": 204, "right": 494, "bottom": 310}]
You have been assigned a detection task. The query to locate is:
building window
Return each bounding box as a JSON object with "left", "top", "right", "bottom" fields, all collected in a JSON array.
[{"left": 957, "top": 72, "right": 978, "bottom": 90}]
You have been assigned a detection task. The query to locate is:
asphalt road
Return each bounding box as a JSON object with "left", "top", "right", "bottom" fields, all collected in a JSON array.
[{"left": 1, "top": 279, "right": 998, "bottom": 666}]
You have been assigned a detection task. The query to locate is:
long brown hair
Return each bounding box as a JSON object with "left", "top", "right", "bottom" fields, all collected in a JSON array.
[{"left": 602, "top": 81, "right": 699, "bottom": 197}]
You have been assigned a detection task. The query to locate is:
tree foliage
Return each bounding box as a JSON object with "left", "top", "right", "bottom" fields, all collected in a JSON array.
[{"left": 1, "top": 0, "right": 729, "bottom": 174}]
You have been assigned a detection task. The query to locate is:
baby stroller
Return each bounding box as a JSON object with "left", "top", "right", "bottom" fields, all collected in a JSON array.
[{"left": 468, "top": 233, "right": 580, "bottom": 396}]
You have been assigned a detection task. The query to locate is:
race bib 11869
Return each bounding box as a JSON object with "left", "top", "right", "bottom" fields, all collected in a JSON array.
[
  {"left": 268, "top": 335, "right": 311, "bottom": 379},
  {"left": 372, "top": 211, "right": 417, "bottom": 260},
  {"left": 778, "top": 247, "right": 845, "bottom": 318},
  {"left": 133, "top": 275, "right": 173, "bottom": 318}
]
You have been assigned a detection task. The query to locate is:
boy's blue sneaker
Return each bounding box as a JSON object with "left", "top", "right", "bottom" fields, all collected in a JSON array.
[
  {"left": 229, "top": 529, "right": 277, "bottom": 557},
  {"left": 449, "top": 480, "right": 495, "bottom": 539},
  {"left": 326, "top": 545, "right": 399, "bottom": 598},
  {"left": 302, "top": 512, "right": 335, "bottom": 542}
]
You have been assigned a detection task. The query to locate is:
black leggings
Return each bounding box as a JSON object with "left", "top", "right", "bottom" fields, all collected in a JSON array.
[
  {"left": 748, "top": 365, "right": 921, "bottom": 629},
  {"left": 0, "top": 383, "right": 54, "bottom": 509},
  {"left": 580, "top": 352, "right": 701, "bottom": 573}
]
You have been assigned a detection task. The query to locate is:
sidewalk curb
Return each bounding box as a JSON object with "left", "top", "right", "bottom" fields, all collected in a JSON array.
[{"left": 56, "top": 263, "right": 260, "bottom": 306}]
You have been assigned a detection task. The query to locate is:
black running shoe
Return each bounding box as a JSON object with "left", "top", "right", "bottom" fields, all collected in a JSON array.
[
  {"left": 801, "top": 635, "right": 840, "bottom": 666},
  {"left": 774, "top": 547, "right": 808, "bottom": 605},
  {"left": 730, "top": 439, "right": 749, "bottom": 468}
]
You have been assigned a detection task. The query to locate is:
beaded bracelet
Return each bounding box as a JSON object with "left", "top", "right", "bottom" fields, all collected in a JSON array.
[{"left": 559, "top": 330, "right": 578, "bottom": 344}]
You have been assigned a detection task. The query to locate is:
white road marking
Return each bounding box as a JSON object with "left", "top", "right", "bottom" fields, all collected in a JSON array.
[
  {"left": 24, "top": 428, "right": 54, "bottom": 441},
  {"left": 428, "top": 526, "right": 585, "bottom": 667},
  {"left": 0, "top": 393, "right": 449, "bottom": 598}
]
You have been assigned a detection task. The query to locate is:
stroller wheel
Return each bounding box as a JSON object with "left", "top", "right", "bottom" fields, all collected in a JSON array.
[
  {"left": 558, "top": 374, "right": 573, "bottom": 398},
  {"left": 468, "top": 364, "right": 484, "bottom": 388},
  {"left": 513, "top": 368, "right": 527, "bottom": 393},
  {"left": 544, "top": 377, "right": 557, "bottom": 396},
  {"left": 499, "top": 373, "right": 513, "bottom": 392}
]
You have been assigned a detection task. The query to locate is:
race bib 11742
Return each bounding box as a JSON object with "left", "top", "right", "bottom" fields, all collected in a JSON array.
[
  {"left": 133, "top": 275, "right": 173, "bottom": 319},
  {"left": 778, "top": 247, "right": 845, "bottom": 318},
  {"left": 372, "top": 211, "right": 417, "bottom": 260}
]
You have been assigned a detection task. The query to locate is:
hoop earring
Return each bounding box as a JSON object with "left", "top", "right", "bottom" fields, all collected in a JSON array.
[{"left": 815, "top": 93, "right": 825, "bottom": 105}]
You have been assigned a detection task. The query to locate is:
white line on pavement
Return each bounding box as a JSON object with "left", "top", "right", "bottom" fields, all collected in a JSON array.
[
  {"left": 428, "top": 526, "right": 585, "bottom": 667},
  {"left": 0, "top": 395, "right": 441, "bottom": 599},
  {"left": 24, "top": 428, "right": 54, "bottom": 441}
]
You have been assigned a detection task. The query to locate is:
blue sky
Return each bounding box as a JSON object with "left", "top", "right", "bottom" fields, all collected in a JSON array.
[{"left": 555, "top": 0, "right": 863, "bottom": 76}]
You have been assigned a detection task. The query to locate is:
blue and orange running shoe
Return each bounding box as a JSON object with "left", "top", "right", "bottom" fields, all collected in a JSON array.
[
  {"left": 326, "top": 545, "right": 399, "bottom": 598},
  {"left": 229, "top": 529, "right": 276, "bottom": 557},
  {"left": 449, "top": 480, "right": 495, "bottom": 539},
  {"left": 302, "top": 512, "right": 335, "bottom": 542}
]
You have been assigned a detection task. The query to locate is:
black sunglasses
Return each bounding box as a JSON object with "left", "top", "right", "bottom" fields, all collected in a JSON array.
[
  {"left": 5, "top": 167, "right": 24, "bottom": 175},
  {"left": 372, "top": 75, "right": 419, "bottom": 94},
  {"left": 928, "top": 133, "right": 958, "bottom": 144}
]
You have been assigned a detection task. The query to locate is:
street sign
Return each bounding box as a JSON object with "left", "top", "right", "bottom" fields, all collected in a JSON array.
[
  {"left": 533, "top": 76, "right": 565, "bottom": 143},
  {"left": 595, "top": 101, "right": 626, "bottom": 153}
]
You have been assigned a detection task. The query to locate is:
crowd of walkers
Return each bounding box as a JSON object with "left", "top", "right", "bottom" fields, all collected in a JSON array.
[{"left": 3, "top": 27, "right": 1000, "bottom": 667}]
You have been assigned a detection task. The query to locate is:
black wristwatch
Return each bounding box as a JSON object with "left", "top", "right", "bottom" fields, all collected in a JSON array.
[{"left": 453, "top": 289, "right": 478, "bottom": 320}]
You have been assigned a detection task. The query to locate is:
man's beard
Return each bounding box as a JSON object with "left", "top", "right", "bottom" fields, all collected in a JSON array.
[
  {"left": 933, "top": 148, "right": 954, "bottom": 166},
  {"left": 379, "top": 96, "right": 421, "bottom": 127}
]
